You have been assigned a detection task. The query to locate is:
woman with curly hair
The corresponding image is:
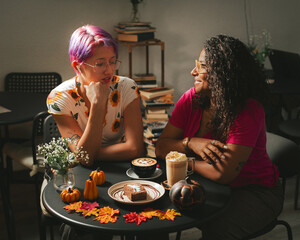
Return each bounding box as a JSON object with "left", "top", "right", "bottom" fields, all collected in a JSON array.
[{"left": 155, "top": 35, "right": 283, "bottom": 239}]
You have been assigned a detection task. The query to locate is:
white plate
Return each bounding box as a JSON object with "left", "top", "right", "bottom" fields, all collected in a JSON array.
[
  {"left": 108, "top": 180, "right": 165, "bottom": 205},
  {"left": 126, "top": 168, "right": 163, "bottom": 180}
]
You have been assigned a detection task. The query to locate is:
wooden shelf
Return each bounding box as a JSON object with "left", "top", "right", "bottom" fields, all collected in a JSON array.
[{"left": 117, "top": 39, "right": 165, "bottom": 87}]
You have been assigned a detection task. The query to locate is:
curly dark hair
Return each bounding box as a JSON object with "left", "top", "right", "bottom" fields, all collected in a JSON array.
[{"left": 193, "top": 35, "right": 269, "bottom": 142}]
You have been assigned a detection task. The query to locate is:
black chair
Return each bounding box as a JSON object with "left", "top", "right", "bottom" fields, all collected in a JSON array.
[
  {"left": 242, "top": 132, "right": 300, "bottom": 239},
  {"left": 3, "top": 72, "right": 62, "bottom": 176},
  {"left": 38, "top": 114, "right": 62, "bottom": 240},
  {"left": 277, "top": 118, "right": 300, "bottom": 210},
  {"left": 5, "top": 72, "right": 62, "bottom": 93},
  {"left": 268, "top": 50, "right": 300, "bottom": 210},
  {"left": 4, "top": 113, "right": 62, "bottom": 240},
  {"left": 3, "top": 72, "right": 62, "bottom": 141}
]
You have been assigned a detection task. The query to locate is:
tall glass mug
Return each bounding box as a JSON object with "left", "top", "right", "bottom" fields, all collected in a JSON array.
[{"left": 166, "top": 151, "right": 195, "bottom": 187}]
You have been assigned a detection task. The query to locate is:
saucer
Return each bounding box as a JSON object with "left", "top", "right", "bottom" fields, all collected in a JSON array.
[{"left": 126, "top": 168, "right": 163, "bottom": 180}]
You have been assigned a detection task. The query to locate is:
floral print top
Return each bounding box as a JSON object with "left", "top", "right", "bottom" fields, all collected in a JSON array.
[{"left": 47, "top": 75, "right": 140, "bottom": 147}]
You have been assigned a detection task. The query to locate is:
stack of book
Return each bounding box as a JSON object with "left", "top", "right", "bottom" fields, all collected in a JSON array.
[
  {"left": 114, "top": 22, "right": 156, "bottom": 42},
  {"left": 143, "top": 121, "right": 168, "bottom": 158},
  {"left": 140, "top": 87, "right": 175, "bottom": 158},
  {"left": 133, "top": 73, "right": 157, "bottom": 89}
]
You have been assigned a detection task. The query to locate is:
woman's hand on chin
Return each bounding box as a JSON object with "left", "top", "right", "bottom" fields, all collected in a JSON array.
[{"left": 85, "top": 81, "right": 110, "bottom": 108}]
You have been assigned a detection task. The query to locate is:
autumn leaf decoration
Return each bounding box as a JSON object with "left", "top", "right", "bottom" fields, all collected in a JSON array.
[
  {"left": 123, "top": 212, "right": 147, "bottom": 225},
  {"left": 157, "top": 209, "right": 181, "bottom": 221},
  {"left": 63, "top": 203, "right": 180, "bottom": 224},
  {"left": 124, "top": 208, "right": 181, "bottom": 225},
  {"left": 94, "top": 206, "right": 120, "bottom": 224},
  {"left": 78, "top": 202, "right": 100, "bottom": 217},
  {"left": 139, "top": 208, "right": 160, "bottom": 219},
  {"left": 63, "top": 201, "right": 119, "bottom": 223},
  {"left": 63, "top": 201, "right": 83, "bottom": 212}
]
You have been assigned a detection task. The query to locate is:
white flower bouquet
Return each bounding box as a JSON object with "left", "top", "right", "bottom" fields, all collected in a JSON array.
[{"left": 37, "top": 137, "right": 88, "bottom": 175}]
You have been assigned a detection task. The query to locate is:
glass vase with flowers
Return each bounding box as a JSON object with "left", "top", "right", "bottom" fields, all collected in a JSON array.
[{"left": 37, "top": 137, "right": 88, "bottom": 191}]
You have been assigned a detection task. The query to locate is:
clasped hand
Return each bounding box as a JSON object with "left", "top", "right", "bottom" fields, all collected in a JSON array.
[{"left": 190, "top": 138, "right": 227, "bottom": 165}]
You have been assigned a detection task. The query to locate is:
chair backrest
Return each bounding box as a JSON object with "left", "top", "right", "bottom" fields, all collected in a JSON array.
[
  {"left": 269, "top": 49, "right": 300, "bottom": 80},
  {"left": 43, "top": 115, "right": 61, "bottom": 143},
  {"left": 5, "top": 72, "right": 62, "bottom": 93},
  {"left": 266, "top": 132, "right": 300, "bottom": 178}
]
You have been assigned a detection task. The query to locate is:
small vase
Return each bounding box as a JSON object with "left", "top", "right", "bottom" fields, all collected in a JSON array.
[
  {"left": 53, "top": 169, "right": 75, "bottom": 191},
  {"left": 131, "top": 5, "right": 140, "bottom": 22}
]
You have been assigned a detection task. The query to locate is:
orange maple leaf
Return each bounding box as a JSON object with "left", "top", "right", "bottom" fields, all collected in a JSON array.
[
  {"left": 93, "top": 214, "right": 119, "bottom": 224},
  {"left": 77, "top": 208, "right": 99, "bottom": 217},
  {"left": 98, "top": 206, "right": 120, "bottom": 216},
  {"left": 140, "top": 208, "right": 160, "bottom": 219},
  {"left": 93, "top": 206, "right": 120, "bottom": 223},
  {"left": 63, "top": 201, "right": 82, "bottom": 211},
  {"left": 158, "top": 209, "right": 181, "bottom": 221}
]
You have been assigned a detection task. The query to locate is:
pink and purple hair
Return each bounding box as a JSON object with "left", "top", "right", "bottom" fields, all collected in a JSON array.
[{"left": 69, "top": 25, "right": 118, "bottom": 64}]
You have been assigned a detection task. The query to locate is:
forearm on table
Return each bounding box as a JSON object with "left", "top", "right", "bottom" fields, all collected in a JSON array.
[
  {"left": 192, "top": 160, "right": 229, "bottom": 184},
  {"left": 95, "top": 140, "right": 145, "bottom": 161},
  {"left": 77, "top": 105, "right": 106, "bottom": 166}
]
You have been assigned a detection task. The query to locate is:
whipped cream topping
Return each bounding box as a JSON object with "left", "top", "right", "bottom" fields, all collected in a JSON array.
[{"left": 166, "top": 151, "right": 187, "bottom": 162}]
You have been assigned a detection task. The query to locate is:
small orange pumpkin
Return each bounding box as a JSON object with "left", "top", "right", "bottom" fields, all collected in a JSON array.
[
  {"left": 83, "top": 176, "right": 99, "bottom": 201},
  {"left": 90, "top": 168, "right": 105, "bottom": 186},
  {"left": 60, "top": 188, "right": 81, "bottom": 203}
]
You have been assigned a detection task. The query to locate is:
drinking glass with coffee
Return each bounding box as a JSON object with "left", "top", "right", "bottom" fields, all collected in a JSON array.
[
  {"left": 166, "top": 151, "right": 195, "bottom": 187},
  {"left": 131, "top": 158, "right": 157, "bottom": 178}
]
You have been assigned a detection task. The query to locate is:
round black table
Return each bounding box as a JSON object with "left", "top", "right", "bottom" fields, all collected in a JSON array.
[
  {"left": 43, "top": 161, "right": 231, "bottom": 237},
  {"left": 0, "top": 91, "right": 48, "bottom": 240}
]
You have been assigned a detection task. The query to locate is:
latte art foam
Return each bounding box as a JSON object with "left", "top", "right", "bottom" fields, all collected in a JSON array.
[{"left": 132, "top": 158, "right": 157, "bottom": 167}]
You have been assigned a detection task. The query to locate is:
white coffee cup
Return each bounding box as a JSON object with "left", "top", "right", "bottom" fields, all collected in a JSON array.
[{"left": 166, "top": 151, "right": 195, "bottom": 187}]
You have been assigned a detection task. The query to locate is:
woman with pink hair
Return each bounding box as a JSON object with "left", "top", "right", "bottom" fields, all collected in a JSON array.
[{"left": 47, "top": 25, "right": 145, "bottom": 166}]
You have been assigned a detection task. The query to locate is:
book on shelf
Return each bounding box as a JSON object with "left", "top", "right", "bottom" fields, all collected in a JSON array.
[
  {"left": 114, "top": 27, "right": 156, "bottom": 34},
  {"left": 139, "top": 87, "right": 174, "bottom": 100},
  {"left": 147, "top": 108, "right": 166, "bottom": 114},
  {"left": 133, "top": 73, "right": 156, "bottom": 81},
  {"left": 143, "top": 117, "right": 169, "bottom": 124},
  {"left": 146, "top": 146, "right": 156, "bottom": 158},
  {"left": 118, "top": 21, "right": 152, "bottom": 26},
  {"left": 145, "top": 112, "right": 168, "bottom": 119},
  {"left": 135, "top": 80, "right": 157, "bottom": 85},
  {"left": 147, "top": 121, "right": 168, "bottom": 133},
  {"left": 117, "top": 32, "right": 155, "bottom": 42},
  {"left": 142, "top": 99, "right": 174, "bottom": 108},
  {"left": 138, "top": 84, "right": 158, "bottom": 89}
]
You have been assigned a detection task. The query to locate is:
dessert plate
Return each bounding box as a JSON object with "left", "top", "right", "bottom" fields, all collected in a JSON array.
[
  {"left": 108, "top": 180, "right": 165, "bottom": 205},
  {"left": 126, "top": 168, "right": 163, "bottom": 180}
]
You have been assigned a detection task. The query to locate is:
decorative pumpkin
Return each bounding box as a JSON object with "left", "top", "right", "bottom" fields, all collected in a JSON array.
[
  {"left": 169, "top": 177, "right": 205, "bottom": 210},
  {"left": 83, "top": 176, "right": 99, "bottom": 201},
  {"left": 90, "top": 167, "right": 105, "bottom": 186},
  {"left": 60, "top": 188, "right": 81, "bottom": 203}
]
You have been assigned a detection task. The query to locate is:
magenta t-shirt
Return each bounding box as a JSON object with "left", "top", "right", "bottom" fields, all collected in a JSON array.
[{"left": 169, "top": 87, "right": 279, "bottom": 188}]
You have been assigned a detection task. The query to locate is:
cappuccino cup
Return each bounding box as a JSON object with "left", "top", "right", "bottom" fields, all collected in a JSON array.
[
  {"left": 166, "top": 151, "right": 195, "bottom": 187},
  {"left": 131, "top": 158, "right": 157, "bottom": 178}
]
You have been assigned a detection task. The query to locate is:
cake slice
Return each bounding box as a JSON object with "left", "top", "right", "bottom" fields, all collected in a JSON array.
[{"left": 123, "top": 183, "right": 147, "bottom": 201}]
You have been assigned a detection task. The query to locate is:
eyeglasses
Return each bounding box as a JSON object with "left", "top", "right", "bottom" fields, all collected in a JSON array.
[
  {"left": 83, "top": 59, "right": 121, "bottom": 72},
  {"left": 194, "top": 59, "right": 207, "bottom": 73}
]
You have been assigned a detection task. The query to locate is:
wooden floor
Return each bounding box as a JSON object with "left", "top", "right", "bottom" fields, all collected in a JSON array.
[{"left": 0, "top": 175, "right": 299, "bottom": 240}]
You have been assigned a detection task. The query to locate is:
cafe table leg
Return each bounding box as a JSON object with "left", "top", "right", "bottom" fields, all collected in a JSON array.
[
  {"left": 123, "top": 235, "right": 135, "bottom": 240},
  {"left": 0, "top": 152, "right": 16, "bottom": 240}
]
